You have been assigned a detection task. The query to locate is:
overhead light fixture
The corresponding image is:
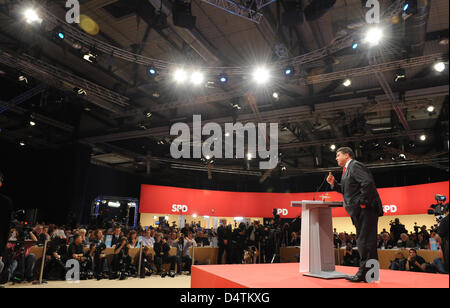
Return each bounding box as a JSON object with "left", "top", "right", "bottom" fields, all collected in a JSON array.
[
  {"left": 83, "top": 52, "right": 97, "bottom": 63},
  {"left": 395, "top": 68, "right": 406, "bottom": 82},
  {"left": 173, "top": 68, "right": 187, "bottom": 83},
  {"left": 29, "top": 120, "right": 36, "bottom": 126},
  {"left": 281, "top": 165, "right": 287, "bottom": 171},
  {"left": 343, "top": 79, "right": 352, "bottom": 87},
  {"left": 148, "top": 66, "right": 157, "bottom": 76},
  {"left": 191, "top": 71, "right": 204, "bottom": 85},
  {"left": 284, "top": 66, "right": 295, "bottom": 76},
  {"left": 219, "top": 74, "right": 228, "bottom": 84},
  {"left": 427, "top": 105, "right": 435, "bottom": 113},
  {"left": 352, "top": 42, "right": 359, "bottom": 49},
  {"left": 420, "top": 134, "right": 426, "bottom": 141},
  {"left": 145, "top": 112, "right": 152, "bottom": 118},
  {"left": 252, "top": 67, "right": 270, "bottom": 85},
  {"left": 364, "top": 27, "right": 383, "bottom": 46},
  {"left": 272, "top": 92, "right": 279, "bottom": 100},
  {"left": 57, "top": 31, "right": 65, "bottom": 40},
  {"left": 402, "top": 0, "right": 418, "bottom": 15},
  {"left": 330, "top": 144, "right": 336, "bottom": 151},
  {"left": 18, "top": 75, "right": 28, "bottom": 84},
  {"left": 247, "top": 153, "right": 252, "bottom": 160},
  {"left": 23, "top": 8, "right": 42, "bottom": 24},
  {"left": 433, "top": 62, "right": 446, "bottom": 73},
  {"left": 19, "top": 141, "right": 26, "bottom": 146}
]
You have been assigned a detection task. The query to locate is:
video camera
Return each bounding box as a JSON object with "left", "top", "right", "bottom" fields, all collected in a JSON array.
[{"left": 428, "top": 194, "right": 449, "bottom": 223}]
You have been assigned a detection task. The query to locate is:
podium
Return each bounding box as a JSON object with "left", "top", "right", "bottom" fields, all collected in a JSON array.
[{"left": 291, "top": 200, "right": 349, "bottom": 279}]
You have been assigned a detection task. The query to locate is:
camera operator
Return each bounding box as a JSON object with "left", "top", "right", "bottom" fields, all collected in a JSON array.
[
  {"left": 436, "top": 206, "right": 449, "bottom": 273},
  {"left": 0, "top": 171, "right": 13, "bottom": 259},
  {"left": 5, "top": 227, "right": 37, "bottom": 283},
  {"left": 175, "top": 232, "right": 195, "bottom": 275},
  {"left": 390, "top": 218, "right": 408, "bottom": 243},
  {"left": 153, "top": 233, "right": 177, "bottom": 277}
]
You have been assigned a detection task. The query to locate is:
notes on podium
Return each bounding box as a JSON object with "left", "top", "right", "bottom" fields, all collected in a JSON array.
[{"left": 291, "top": 200, "right": 349, "bottom": 279}]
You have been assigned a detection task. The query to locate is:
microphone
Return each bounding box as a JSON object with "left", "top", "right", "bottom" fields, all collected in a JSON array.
[{"left": 312, "top": 173, "right": 329, "bottom": 201}]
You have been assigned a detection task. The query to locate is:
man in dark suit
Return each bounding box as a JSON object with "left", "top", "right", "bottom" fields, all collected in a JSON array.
[{"left": 327, "top": 147, "right": 383, "bottom": 283}]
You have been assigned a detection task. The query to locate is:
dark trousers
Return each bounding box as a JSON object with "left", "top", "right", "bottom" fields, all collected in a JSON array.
[
  {"left": 218, "top": 244, "right": 226, "bottom": 264},
  {"left": 44, "top": 257, "right": 66, "bottom": 280},
  {"left": 177, "top": 255, "right": 192, "bottom": 273},
  {"left": 351, "top": 207, "right": 379, "bottom": 279},
  {"left": 111, "top": 254, "right": 131, "bottom": 273},
  {"left": 154, "top": 255, "right": 177, "bottom": 273}
]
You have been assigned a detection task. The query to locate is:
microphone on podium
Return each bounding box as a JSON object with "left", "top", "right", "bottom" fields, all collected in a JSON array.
[{"left": 312, "top": 173, "right": 329, "bottom": 201}]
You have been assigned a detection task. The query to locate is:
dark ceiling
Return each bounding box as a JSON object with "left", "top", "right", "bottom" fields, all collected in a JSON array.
[{"left": 0, "top": 0, "right": 448, "bottom": 184}]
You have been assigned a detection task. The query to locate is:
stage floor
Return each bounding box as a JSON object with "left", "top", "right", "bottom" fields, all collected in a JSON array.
[{"left": 191, "top": 263, "right": 449, "bottom": 288}]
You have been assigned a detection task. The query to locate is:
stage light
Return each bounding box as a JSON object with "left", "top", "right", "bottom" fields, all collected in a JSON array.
[
  {"left": 205, "top": 155, "right": 211, "bottom": 160},
  {"left": 399, "top": 153, "right": 406, "bottom": 160},
  {"left": 247, "top": 153, "right": 252, "bottom": 160},
  {"left": 190, "top": 71, "right": 204, "bottom": 85},
  {"left": 18, "top": 75, "right": 28, "bottom": 84},
  {"left": 402, "top": 0, "right": 417, "bottom": 15},
  {"left": 420, "top": 134, "right": 426, "bottom": 141},
  {"left": 218, "top": 73, "right": 228, "bottom": 83},
  {"left": 434, "top": 62, "right": 446, "bottom": 73},
  {"left": 252, "top": 67, "right": 270, "bottom": 85},
  {"left": 352, "top": 42, "right": 359, "bottom": 49},
  {"left": 83, "top": 52, "right": 96, "bottom": 63},
  {"left": 19, "top": 141, "right": 25, "bottom": 146},
  {"left": 173, "top": 68, "right": 187, "bottom": 83},
  {"left": 29, "top": 120, "right": 36, "bottom": 126},
  {"left": 148, "top": 66, "right": 157, "bottom": 76},
  {"left": 272, "top": 92, "right": 279, "bottom": 99},
  {"left": 57, "top": 31, "right": 65, "bottom": 40},
  {"left": 330, "top": 144, "right": 336, "bottom": 151},
  {"left": 427, "top": 105, "right": 435, "bottom": 113},
  {"left": 281, "top": 165, "right": 287, "bottom": 171},
  {"left": 145, "top": 112, "right": 152, "bottom": 118},
  {"left": 343, "top": 79, "right": 352, "bottom": 87},
  {"left": 395, "top": 69, "right": 406, "bottom": 82},
  {"left": 24, "top": 8, "right": 42, "bottom": 24},
  {"left": 284, "top": 66, "right": 294, "bottom": 76},
  {"left": 364, "top": 27, "right": 383, "bottom": 46}
]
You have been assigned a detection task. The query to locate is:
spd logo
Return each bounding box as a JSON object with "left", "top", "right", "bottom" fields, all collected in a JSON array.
[
  {"left": 383, "top": 205, "right": 398, "bottom": 213},
  {"left": 172, "top": 204, "right": 188, "bottom": 213},
  {"left": 277, "top": 209, "right": 288, "bottom": 216}
]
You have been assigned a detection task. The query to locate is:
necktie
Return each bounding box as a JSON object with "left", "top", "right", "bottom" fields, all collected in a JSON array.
[{"left": 342, "top": 167, "right": 346, "bottom": 177}]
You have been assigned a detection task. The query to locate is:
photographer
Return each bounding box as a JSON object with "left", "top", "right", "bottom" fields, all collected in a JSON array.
[
  {"left": 153, "top": 233, "right": 177, "bottom": 277},
  {"left": 405, "top": 249, "right": 427, "bottom": 272},
  {"left": 92, "top": 230, "right": 109, "bottom": 280},
  {"left": 0, "top": 171, "right": 13, "bottom": 258},
  {"left": 342, "top": 243, "right": 360, "bottom": 267},
  {"left": 389, "top": 252, "right": 407, "bottom": 271},
  {"left": 5, "top": 228, "right": 37, "bottom": 283},
  {"left": 175, "top": 232, "right": 195, "bottom": 275},
  {"left": 231, "top": 223, "right": 246, "bottom": 264},
  {"left": 217, "top": 220, "right": 231, "bottom": 264},
  {"left": 110, "top": 236, "right": 131, "bottom": 280},
  {"left": 140, "top": 246, "right": 154, "bottom": 278},
  {"left": 436, "top": 207, "right": 449, "bottom": 273},
  {"left": 44, "top": 236, "right": 67, "bottom": 280}
]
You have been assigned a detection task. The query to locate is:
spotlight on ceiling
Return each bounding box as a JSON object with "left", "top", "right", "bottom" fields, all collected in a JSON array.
[
  {"left": 83, "top": 52, "right": 97, "bottom": 63},
  {"left": 57, "top": 31, "right": 65, "bottom": 40},
  {"left": 252, "top": 67, "right": 270, "bottom": 85},
  {"left": 190, "top": 71, "right": 204, "bottom": 86},
  {"left": 173, "top": 68, "right": 187, "bottom": 83},
  {"left": 147, "top": 66, "right": 157, "bottom": 76},
  {"left": 343, "top": 79, "right": 352, "bottom": 87},
  {"left": 433, "top": 62, "right": 446, "bottom": 73},
  {"left": 352, "top": 42, "right": 359, "bottom": 49},
  {"left": 363, "top": 27, "right": 383, "bottom": 46},
  {"left": 330, "top": 144, "right": 336, "bottom": 151},
  {"left": 420, "top": 134, "right": 426, "bottom": 141},
  {"left": 395, "top": 68, "right": 406, "bottom": 82},
  {"left": 219, "top": 74, "right": 228, "bottom": 84},
  {"left": 272, "top": 92, "right": 279, "bottom": 100},
  {"left": 18, "top": 75, "right": 28, "bottom": 84},
  {"left": 19, "top": 141, "right": 26, "bottom": 147},
  {"left": 427, "top": 105, "right": 435, "bottom": 113},
  {"left": 284, "top": 66, "right": 295, "bottom": 76},
  {"left": 402, "top": 0, "right": 418, "bottom": 15},
  {"left": 23, "top": 8, "right": 42, "bottom": 24},
  {"left": 247, "top": 153, "right": 252, "bottom": 160},
  {"left": 29, "top": 120, "right": 36, "bottom": 127}
]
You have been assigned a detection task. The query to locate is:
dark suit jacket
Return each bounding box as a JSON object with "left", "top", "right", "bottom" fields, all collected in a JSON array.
[{"left": 333, "top": 160, "right": 384, "bottom": 219}]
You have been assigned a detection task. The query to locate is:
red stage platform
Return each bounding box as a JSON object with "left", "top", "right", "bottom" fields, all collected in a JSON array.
[{"left": 191, "top": 263, "right": 449, "bottom": 288}]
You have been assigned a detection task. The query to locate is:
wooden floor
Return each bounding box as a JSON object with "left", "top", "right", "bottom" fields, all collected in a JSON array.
[{"left": 3, "top": 275, "right": 191, "bottom": 288}]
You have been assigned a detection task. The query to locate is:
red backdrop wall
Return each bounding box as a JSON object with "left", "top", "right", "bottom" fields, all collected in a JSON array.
[{"left": 139, "top": 181, "right": 449, "bottom": 218}]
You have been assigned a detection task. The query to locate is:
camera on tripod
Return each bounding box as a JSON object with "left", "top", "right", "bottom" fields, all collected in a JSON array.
[{"left": 428, "top": 194, "right": 449, "bottom": 223}]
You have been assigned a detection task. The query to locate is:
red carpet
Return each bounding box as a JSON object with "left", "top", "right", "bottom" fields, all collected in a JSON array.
[{"left": 191, "top": 263, "right": 449, "bottom": 288}]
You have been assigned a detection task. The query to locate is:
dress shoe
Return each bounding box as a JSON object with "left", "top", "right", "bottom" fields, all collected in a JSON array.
[{"left": 345, "top": 275, "right": 366, "bottom": 283}]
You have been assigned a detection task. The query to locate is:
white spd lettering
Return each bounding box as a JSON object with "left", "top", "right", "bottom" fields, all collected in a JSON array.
[
  {"left": 383, "top": 205, "right": 398, "bottom": 213},
  {"left": 277, "top": 209, "right": 288, "bottom": 216},
  {"left": 172, "top": 204, "right": 188, "bottom": 213}
]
